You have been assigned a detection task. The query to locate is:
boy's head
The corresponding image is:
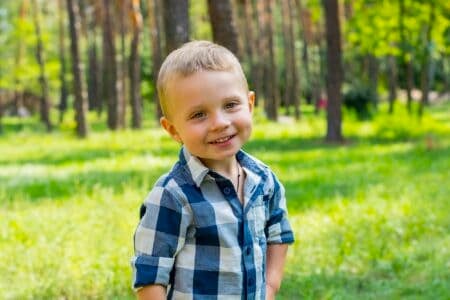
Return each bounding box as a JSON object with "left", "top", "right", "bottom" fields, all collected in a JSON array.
[
  {"left": 157, "top": 40, "right": 248, "bottom": 118},
  {"left": 157, "top": 41, "right": 255, "bottom": 166}
]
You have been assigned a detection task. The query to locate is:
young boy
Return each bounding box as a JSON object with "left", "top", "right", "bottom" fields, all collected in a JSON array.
[{"left": 131, "top": 41, "right": 294, "bottom": 299}]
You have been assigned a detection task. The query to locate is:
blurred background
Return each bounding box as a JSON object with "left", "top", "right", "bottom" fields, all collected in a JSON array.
[{"left": 0, "top": 0, "right": 449, "bottom": 299}]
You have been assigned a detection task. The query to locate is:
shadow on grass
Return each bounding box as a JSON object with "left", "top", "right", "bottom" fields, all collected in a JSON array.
[
  {"left": 278, "top": 269, "right": 448, "bottom": 299},
  {"left": 0, "top": 145, "right": 178, "bottom": 167},
  {"left": 0, "top": 167, "right": 168, "bottom": 203}
]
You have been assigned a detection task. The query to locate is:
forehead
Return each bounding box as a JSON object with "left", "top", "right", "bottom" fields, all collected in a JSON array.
[{"left": 165, "top": 70, "right": 247, "bottom": 109}]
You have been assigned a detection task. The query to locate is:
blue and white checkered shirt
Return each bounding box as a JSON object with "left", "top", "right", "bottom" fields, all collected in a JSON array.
[{"left": 131, "top": 147, "right": 294, "bottom": 299}]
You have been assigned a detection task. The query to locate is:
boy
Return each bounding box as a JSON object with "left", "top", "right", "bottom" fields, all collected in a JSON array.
[{"left": 131, "top": 41, "right": 294, "bottom": 299}]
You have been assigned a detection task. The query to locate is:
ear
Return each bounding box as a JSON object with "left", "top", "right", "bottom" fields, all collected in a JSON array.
[
  {"left": 160, "top": 117, "right": 182, "bottom": 143},
  {"left": 247, "top": 91, "right": 255, "bottom": 113}
]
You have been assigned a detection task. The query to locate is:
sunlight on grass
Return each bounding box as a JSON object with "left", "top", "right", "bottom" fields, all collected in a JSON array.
[{"left": 0, "top": 102, "right": 449, "bottom": 299}]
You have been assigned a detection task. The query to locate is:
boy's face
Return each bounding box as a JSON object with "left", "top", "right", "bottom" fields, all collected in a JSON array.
[{"left": 160, "top": 70, "right": 254, "bottom": 167}]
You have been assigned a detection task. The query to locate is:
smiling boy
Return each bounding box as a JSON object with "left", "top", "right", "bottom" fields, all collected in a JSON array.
[{"left": 131, "top": 41, "right": 294, "bottom": 299}]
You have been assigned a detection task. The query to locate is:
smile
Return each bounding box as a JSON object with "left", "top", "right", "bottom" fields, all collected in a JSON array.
[{"left": 209, "top": 135, "right": 235, "bottom": 144}]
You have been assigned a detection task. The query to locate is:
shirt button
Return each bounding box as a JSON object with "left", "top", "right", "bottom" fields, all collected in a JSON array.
[{"left": 223, "top": 187, "right": 231, "bottom": 195}]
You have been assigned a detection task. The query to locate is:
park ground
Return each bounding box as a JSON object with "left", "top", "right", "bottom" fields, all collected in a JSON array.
[{"left": 0, "top": 101, "right": 449, "bottom": 299}]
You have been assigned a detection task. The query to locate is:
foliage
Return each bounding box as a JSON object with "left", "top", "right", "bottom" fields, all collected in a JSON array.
[
  {"left": 0, "top": 101, "right": 449, "bottom": 298},
  {"left": 343, "top": 83, "right": 375, "bottom": 119}
]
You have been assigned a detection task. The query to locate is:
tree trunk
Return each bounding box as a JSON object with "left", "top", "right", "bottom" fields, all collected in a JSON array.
[
  {"left": 387, "top": 54, "right": 397, "bottom": 114},
  {"left": 406, "top": 59, "right": 414, "bottom": 113},
  {"left": 295, "top": 0, "right": 311, "bottom": 105},
  {"left": 367, "top": 54, "right": 379, "bottom": 108},
  {"left": 419, "top": 1, "right": 436, "bottom": 118},
  {"left": 130, "top": 0, "right": 143, "bottom": 129},
  {"left": 87, "top": 33, "right": 100, "bottom": 111},
  {"left": 102, "top": 0, "right": 119, "bottom": 130},
  {"left": 148, "top": 0, "right": 164, "bottom": 119},
  {"left": 58, "top": 0, "right": 68, "bottom": 123},
  {"left": 398, "top": 0, "right": 413, "bottom": 113},
  {"left": 117, "top": 0, "right": 127, "bottom": 128},
  {"left": 163, "top": 0, "right": 189, "bottom": 54},
  {"left": 251, "top": 0, "right": 264, "bottom": 105},
  {"left": 67, "top": 0, "right": 89, "bottom": 137},
  {"left": 32, "top": 0, "right": 52, "bottom": 132},
  {"left": 281, "top": 0, "right": 300, "bottom": 119},
  {"left": 207, "top": 0, "right": 240, "bottom": 56},
  {"left": 261, "top": 0, "right": 279, "bottom": 121},
  {"left": 323, "top": 0, "right": 343, "bottom": 142}
]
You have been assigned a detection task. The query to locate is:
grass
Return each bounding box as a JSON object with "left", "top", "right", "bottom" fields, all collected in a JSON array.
[{"left": 0, "top": 102, "right": 449, "bottom": 299}]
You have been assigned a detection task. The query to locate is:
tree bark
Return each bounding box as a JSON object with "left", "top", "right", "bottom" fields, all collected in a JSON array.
[
  {"left": 419, "top": 1, "right": 436, "bottom": 118},
  {"left": 251, "top": 0, "right": 264, "bottom": 105},
  {"left": 387, "top": 54, "right": 397, "bottom": 114},
  {"left": 117, "top": 0, "right": 127, "bottom": 128},
  {"left": 398, "top": 0, "right": 413, "bottom": 113},
  {"left": 32, "top": 0, "right": 52, "bottom": 132},
  {"left": 323, "top": 0, "right": 343, "bottom": 142},
  {"left": 367, "top": 54, "right": 379, "bottom": 108},
  {"left": 87, "top": 24, "right": 100, "bottom": 112},
  {"left": 281, "top": 0, "right": 300, "bottom": 119},
  {"left": 57, "top": 0, "right": 68, "bottom": 123},
  {"left": 130, "top": 0, "right": 143, "bottom": 129},
  {"left": 260, "top": 0, "right": 279, "bottom": 121},
  {"left": 102, "top": 0, "right": 119, "bottom": 130},
  {"left": 207, "top": 0, "right": 240, "bottom": 56},
  {"left": 163, "top": 0, "right": 189, "bottom": 54},
  {"left": 148, "top": 0, "right": 164, "bottom": 119},
  {"left": 67, "top": 0, "right": 89, "bottom": 137}
]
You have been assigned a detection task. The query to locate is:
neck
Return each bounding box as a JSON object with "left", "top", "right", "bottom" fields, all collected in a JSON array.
[{"left": 199, "top": 156, "right": 238, "bottom": 178}]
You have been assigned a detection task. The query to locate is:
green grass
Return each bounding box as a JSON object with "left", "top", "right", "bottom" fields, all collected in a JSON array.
[{"left": 0, "top": 102, "right": 449, "bottom": 299}]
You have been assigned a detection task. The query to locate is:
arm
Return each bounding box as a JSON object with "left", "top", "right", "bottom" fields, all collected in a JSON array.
[
  {"left": 137, "top": 284, "right": 166, "bottom": 300},
  {"left": 266, "top": 243, "right": 289, "bottom": 300}
]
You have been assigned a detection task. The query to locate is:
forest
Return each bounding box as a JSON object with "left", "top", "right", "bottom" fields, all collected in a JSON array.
[{"left": 0, "top": 0, "right": 449, "bottom": 299}]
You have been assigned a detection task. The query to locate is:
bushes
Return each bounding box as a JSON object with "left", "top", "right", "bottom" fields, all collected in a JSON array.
[{"left": 343, "top": 84, "right": 376, "bottom": 119}]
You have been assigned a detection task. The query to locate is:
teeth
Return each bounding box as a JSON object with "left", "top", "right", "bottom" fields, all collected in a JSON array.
[{"left": 212, "top": 135, "right": 232, "bottom": 143}]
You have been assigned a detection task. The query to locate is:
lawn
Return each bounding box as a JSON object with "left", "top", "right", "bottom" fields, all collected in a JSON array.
[{"left": 0, "top": 102, "right": 449, "bottom": 299}]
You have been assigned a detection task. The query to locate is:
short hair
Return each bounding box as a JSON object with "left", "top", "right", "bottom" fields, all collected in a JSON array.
[{"left": 157, "top": 40, "right": 248, "bottom": 118}]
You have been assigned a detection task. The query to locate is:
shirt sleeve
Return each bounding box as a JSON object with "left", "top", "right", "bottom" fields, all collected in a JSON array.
[
  {"left": 131, "top": 185, "right": 191, "bottom": 290},
  {"left": 265, "top": 172, "right": 295, "bottom": 244}
]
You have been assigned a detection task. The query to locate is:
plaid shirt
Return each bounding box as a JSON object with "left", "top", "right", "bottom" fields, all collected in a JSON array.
[{"left": 131, "top": 147, "right": 294, "bottom": 299}]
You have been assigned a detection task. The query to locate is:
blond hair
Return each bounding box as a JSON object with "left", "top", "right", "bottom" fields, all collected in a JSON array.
[{"left": 157, "top": 40, "right": 248, "bottom": 117}]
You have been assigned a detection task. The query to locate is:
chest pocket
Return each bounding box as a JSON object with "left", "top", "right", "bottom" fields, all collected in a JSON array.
[{"left": 249, "top": 194, "right": 269, "bottom": 241}]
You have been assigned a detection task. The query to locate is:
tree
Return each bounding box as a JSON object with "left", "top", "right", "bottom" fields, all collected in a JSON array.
[
  {"left": 31, "top": 0, "right": 52, "bottom": 132},
  {"left": 129, "top": 0, "right": 143, "bottom": 128},
  {"left": 207, "top": 0, "right": 239, "bottom": 56},
  {"left": 57, "top": 0, "right": 68, "bottom": 123},
  {"left": 258, "top": 0, "right": 279, "bottom": 120},
  {"left": 148, "top": 0, "right": 164, "bottom": 119},
  {"left": 67, "top": 0, "right": 89, "bottom": 137},
  {"left": 387, "top": 54, "right": 397, "bottom": 114},
  {"left": 102, "top": 0, "right": 119, "bottom": 130},
  {"left": 117, "top": 0, "right": 128, "bottom": 128},
  {"left": 281, "top": 0, "right": 300, "bottom": 119},
  {"left": 86, "top": 1, "right": 102, "bottom": 114},
  {"left": 163, "top": 0, "right": 189, "bottom": 54},
  {"left": 323, "top": 0, "right": 343, "bottom": 142},
  {"left": 419, "top": 1, "right": 436, "bottom": 118},
  {"left": 399, "top": 0, "right": 413, "bottom": 113}
]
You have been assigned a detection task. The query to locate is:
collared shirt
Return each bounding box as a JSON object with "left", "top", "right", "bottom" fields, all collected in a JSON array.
[{"left": 131, "top": 147, "right": 294, "bottom": 299}]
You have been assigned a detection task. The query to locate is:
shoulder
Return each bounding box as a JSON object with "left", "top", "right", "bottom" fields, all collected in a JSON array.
[{"left": 144, "top": 161, "right": 194, "bottom": 207}]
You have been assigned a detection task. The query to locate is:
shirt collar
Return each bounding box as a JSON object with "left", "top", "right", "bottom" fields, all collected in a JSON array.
[{"left": 178, "top": 146, "right": 265, "bottom": 188}]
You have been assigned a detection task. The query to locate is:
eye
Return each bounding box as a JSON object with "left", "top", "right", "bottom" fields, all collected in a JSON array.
[
  {"left": 189, "top": 111, "right": 206, "bottom": 120},
  {"left": 224, "top": 101, "right": 239, "bottom": 110}
]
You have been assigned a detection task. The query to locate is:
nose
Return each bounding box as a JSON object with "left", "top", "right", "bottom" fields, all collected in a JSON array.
[{"left": 210, "top": 111, "right": 231, "bottom": 131}]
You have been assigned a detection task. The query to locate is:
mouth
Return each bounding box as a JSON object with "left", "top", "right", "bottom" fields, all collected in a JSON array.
[{"left": 209, "top": 134, "right": 236, "bottom": 144}]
